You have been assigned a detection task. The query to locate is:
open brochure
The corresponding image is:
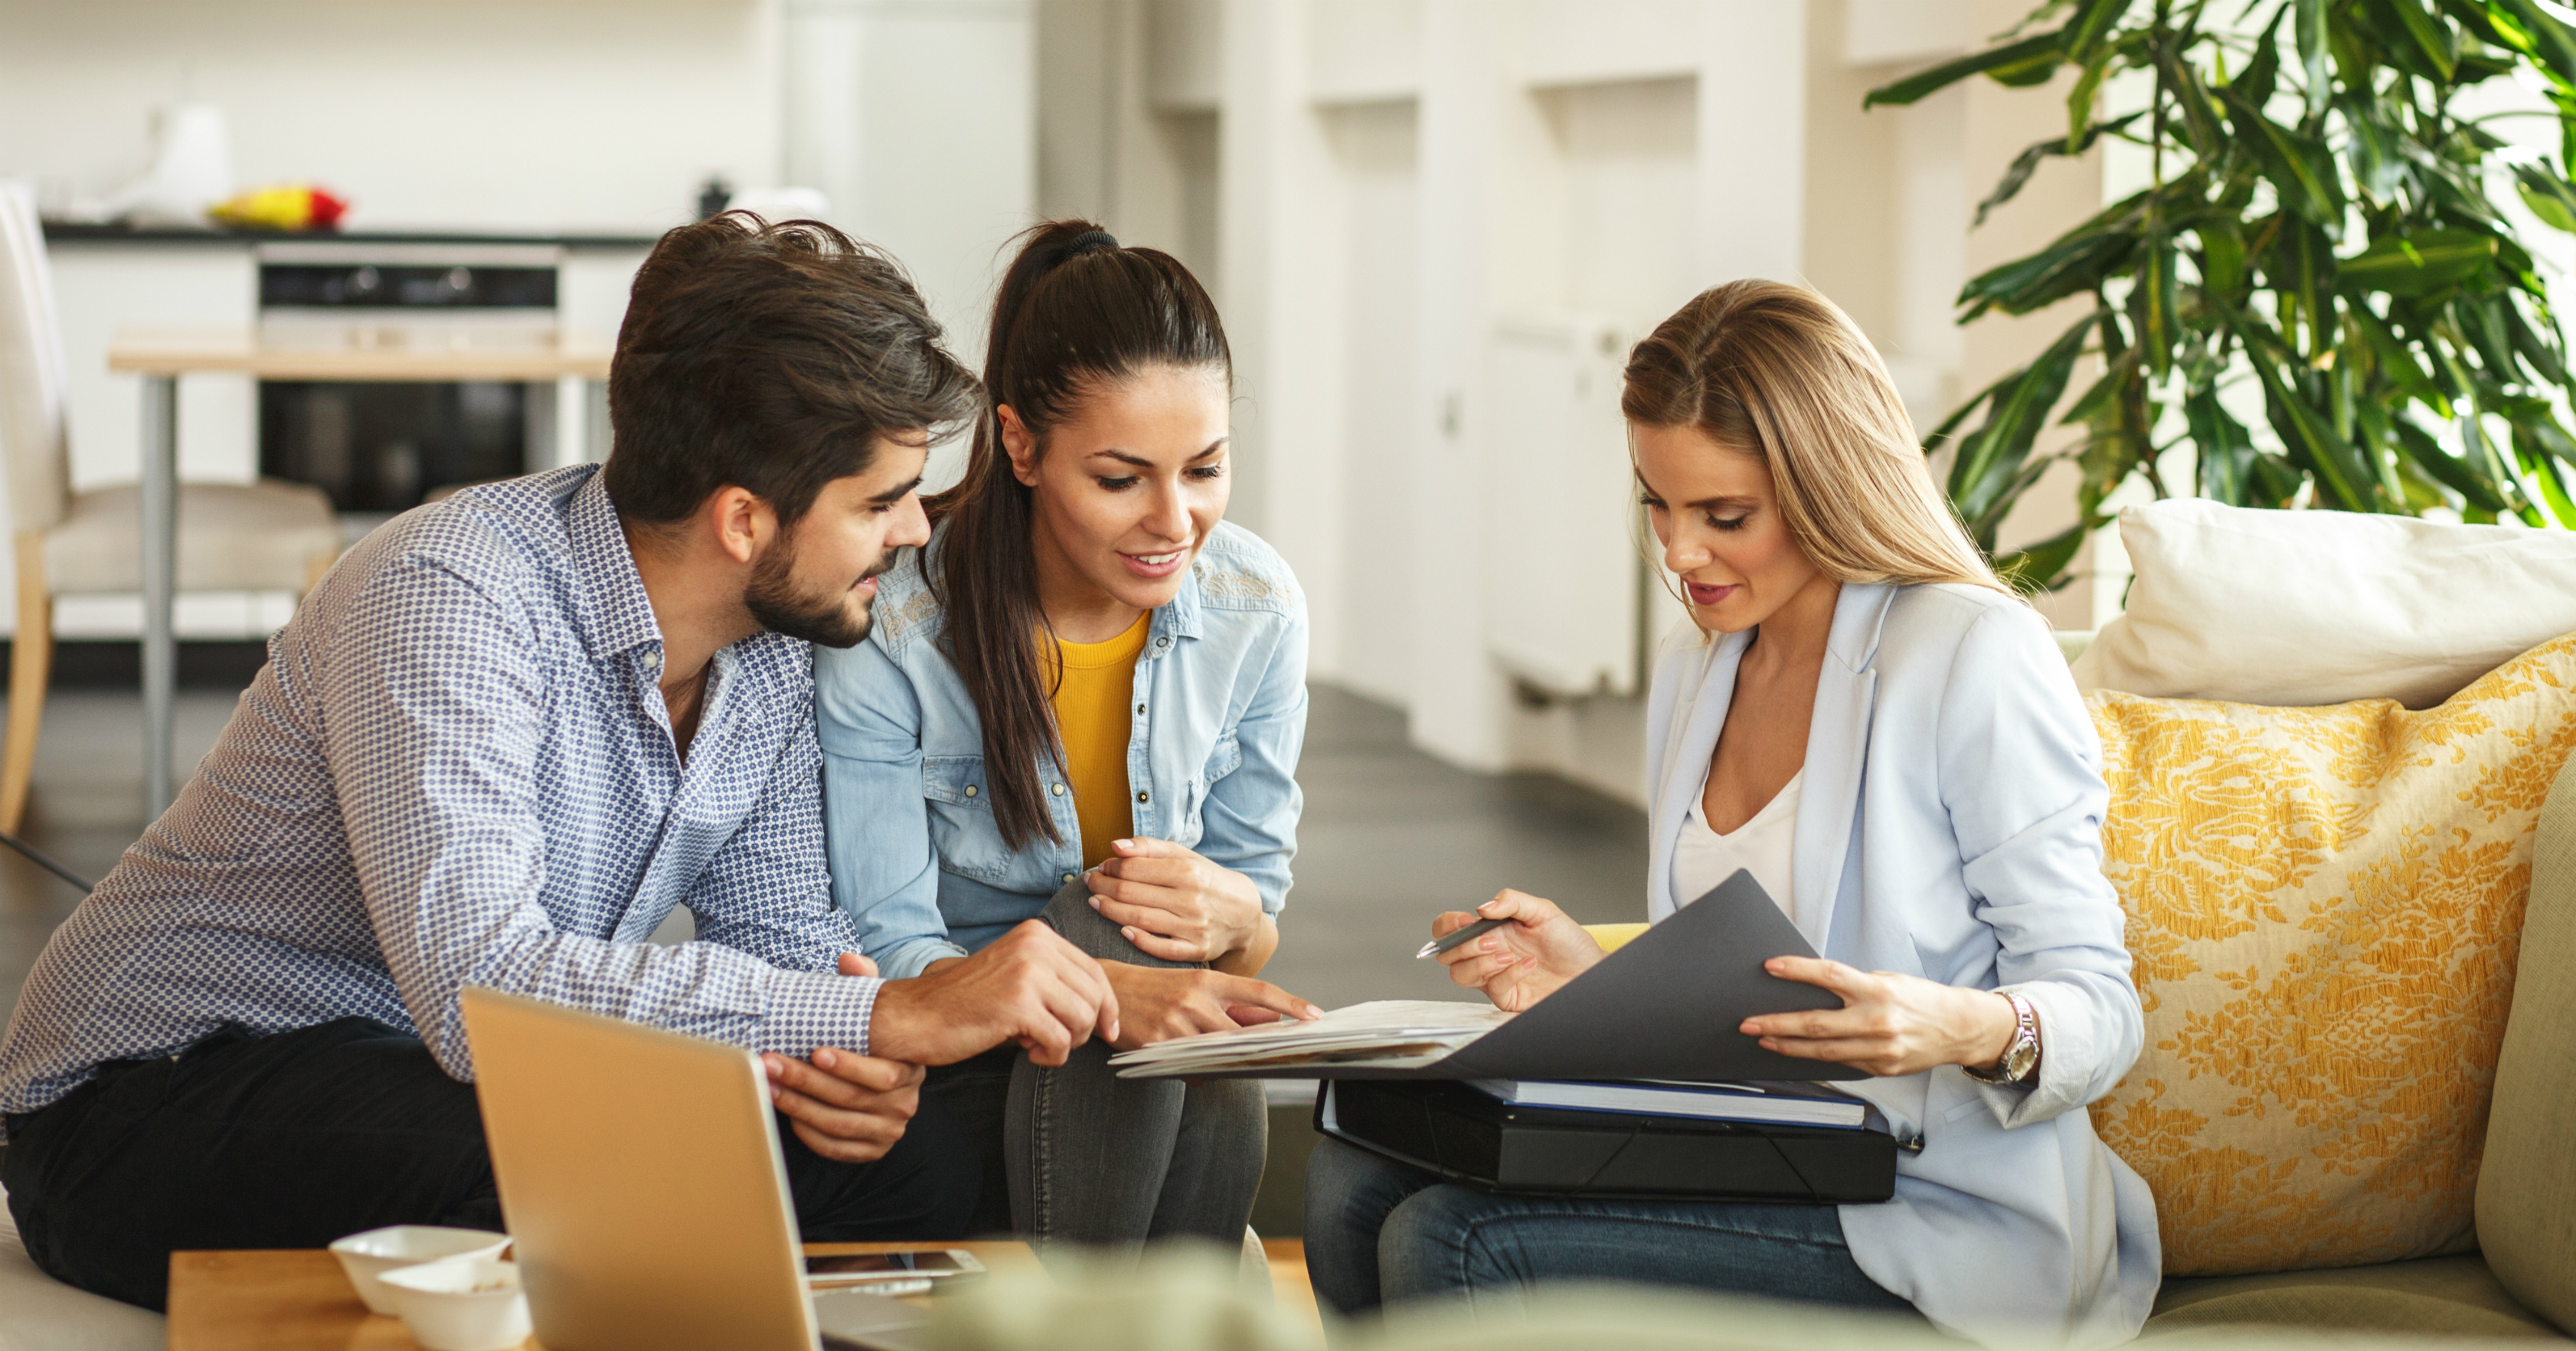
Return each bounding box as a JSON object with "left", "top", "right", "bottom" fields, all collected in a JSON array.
[
  {"left": 1108, "top": 870, "right": 1867, "bottom": 1083},
  {"left": 1107, "top": 1000, "right": 1512, "bottom": 1076}
]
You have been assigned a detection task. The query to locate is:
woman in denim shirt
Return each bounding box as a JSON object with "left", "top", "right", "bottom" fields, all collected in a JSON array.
[{"left": 814, "top": 221, "right": 1316, "bottom": 1251}]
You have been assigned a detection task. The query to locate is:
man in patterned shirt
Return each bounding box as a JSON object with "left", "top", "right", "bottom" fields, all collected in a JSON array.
[{"left": 0, "top": 214, "right": 1121, "bottom": 1309}]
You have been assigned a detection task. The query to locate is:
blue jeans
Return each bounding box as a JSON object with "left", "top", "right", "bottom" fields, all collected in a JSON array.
[{"left": 1303, "top": 1136, "right": 1923, "bottom": 1319}]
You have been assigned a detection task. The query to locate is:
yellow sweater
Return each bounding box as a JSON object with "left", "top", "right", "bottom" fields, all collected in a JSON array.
[{"left": 1051, "top": 613, "right": 1151, "bottom": 869}]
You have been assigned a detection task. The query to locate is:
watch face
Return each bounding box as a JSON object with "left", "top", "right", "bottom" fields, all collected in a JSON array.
[{"left": 2004, "top": 1039, "right": 2039, "bottom": 1081}]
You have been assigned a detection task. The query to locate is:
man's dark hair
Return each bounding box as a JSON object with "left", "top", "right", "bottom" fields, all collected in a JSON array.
[{"left": 603, "top": 212, "right": 979, "bottom": 525}]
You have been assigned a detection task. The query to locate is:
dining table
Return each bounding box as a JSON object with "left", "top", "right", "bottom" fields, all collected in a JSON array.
[{"left": 103, "top": 328, "right": 615, "bottom": 816}]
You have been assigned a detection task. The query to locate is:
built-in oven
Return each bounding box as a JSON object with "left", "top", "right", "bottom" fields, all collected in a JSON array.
[{"left": 254, "top": 242, "right": 564, "bottom": 526}]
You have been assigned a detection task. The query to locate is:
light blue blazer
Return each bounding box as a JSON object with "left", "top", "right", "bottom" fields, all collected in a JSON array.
[{"left": 1645, "top": 581, "right": 2159, "bottom": 1346}]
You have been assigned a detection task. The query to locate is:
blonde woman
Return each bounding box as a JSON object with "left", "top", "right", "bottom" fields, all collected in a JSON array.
[{"left": 1303, "top": 282, "right": 2159, "bottom": 1346}]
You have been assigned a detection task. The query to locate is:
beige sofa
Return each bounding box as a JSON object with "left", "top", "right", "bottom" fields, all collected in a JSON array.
[{"left": 0, "top": 1193, "right": 162, "bottom": 1351}]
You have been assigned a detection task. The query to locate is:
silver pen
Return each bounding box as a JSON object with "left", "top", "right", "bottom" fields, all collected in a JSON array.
[{"left": 1415, "top": 915, "right": 1508, "bottom": 960}]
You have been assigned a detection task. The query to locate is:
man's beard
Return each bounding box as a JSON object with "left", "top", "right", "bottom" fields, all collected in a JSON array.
[{"left": 745, "top": 535, "right": 884, "bottom": 649}]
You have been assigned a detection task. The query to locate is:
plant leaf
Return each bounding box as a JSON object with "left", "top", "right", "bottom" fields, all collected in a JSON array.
[
  {"left": 1948, "top": 316, "right": 2094, "bottom": 541},
  {"left": 2184, "top": 384, "right": 2261, "bottom": 504},
  {"left": 2389, "top": 414, "right": 2512, "bottom": 512},
  {"left": 1994, "top": 518, "right": 2098, "bottom": 594},
  {"left": 2338, "top": 227, "right": 2499, "bottom": 293},
  {"left": 2514, "top": 164, "right": 2576, "bottom": 231},
  {"left": 2155, "top": 42, "right": 2229, "bottom": 157},
  {"left": 1976, "top": 113, "right": 2146, "bottom": 227},
  {"left": 2238, "top": 8, "right": 2287, "bottom": 110},
  {"left": 2068, "top": 53, "right": 2112, "bottom": 143},
  {"left": 2062, "top": 0, "right": 2131, "bottom": 64},
  {"left": 2199, "top": 214, "right": 2248, "bottom": 293},
  {"left": 2296, "top": 0, "right": 2334, "bottom": 110},
  {"left": 2368, "top": 0, "right": 2460, "bottom": 80},
  {"left": 1959, "top": 215, "right": 2140, "bottom": 316},
  {"left": 2239, "top": 318, "right": 2384, "bottom": 510},
  {"left": 2503, "top": 292, "right": 2571, "bottom": 385},
  {"left": 2489, "top": 0, "right": 2576, "bottom": 95},
  {"left": 2346, "top": 300, "right": 2449, "bottom": 410},
  {"left": 2216, "top": 84, "right": 2346, "bottom": 227},
  {"left": 1866, "top": 30, "right": 2066, "bottom": 106},
  {"left": 2516, "top": 441, "right": 2576, "bottom": 525}
]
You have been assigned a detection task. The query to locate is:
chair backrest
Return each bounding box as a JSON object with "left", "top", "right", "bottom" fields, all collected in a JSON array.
[
  {"left": 2475, "top": 749, "right": 2576, "bottom": 1333},
  {"left": 0, "top": 182, "right": 73, "bottom": 535}
]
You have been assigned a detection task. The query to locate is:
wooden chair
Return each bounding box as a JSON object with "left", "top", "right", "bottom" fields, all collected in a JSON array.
[{"left": 0, "top": 182, "right": 341, "bottom": 832}]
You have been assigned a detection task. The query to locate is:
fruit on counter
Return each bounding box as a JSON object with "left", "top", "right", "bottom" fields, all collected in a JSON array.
[{"left": 208, "top": 184, "right": 349, "bottom": 231}]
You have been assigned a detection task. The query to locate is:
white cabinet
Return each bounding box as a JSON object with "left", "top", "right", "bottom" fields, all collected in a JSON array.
[
  {"left": 1483, "top": 310, "right": 1646, "bottom": 699},
  {"left": 48, "top": 242, "right": 258, "bottom": 491}
]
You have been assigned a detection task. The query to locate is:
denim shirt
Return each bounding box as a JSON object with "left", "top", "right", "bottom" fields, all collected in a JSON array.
[{"left": 815, "top": 519, "right": 1309, "bottom": 980}]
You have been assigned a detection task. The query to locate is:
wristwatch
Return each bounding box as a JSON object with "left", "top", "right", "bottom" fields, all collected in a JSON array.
[{"left": 1964, "top": 992, "right": 2040, "bottom": 1084}]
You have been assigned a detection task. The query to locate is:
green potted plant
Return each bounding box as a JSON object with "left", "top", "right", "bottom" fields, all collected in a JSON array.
[{"left": 1868, "top": 0, "right": 2576, "bottom": 590}]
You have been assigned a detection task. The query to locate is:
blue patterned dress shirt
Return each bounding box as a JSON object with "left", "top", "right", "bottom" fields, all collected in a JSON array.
[{"left": 0, "top": 466, "right": 880, "bottom": 1128}]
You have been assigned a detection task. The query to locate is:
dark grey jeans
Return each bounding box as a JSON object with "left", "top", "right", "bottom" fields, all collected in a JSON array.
[{"left": 924, "top": 880, "right": 1267, "bottom": 1254}]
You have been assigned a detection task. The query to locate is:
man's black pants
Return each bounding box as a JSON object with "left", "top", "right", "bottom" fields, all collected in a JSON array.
[{"left": 0, "top": 1017, "right": 978, "bottom": 1310}]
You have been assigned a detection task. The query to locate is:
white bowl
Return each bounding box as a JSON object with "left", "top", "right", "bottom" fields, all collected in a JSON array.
[
  {"left": 376, "top": 1256, "right": 533, "bottom": 1351},
  {"left": 327, "top": 1225, "right": 511, "bottom": 1316}
]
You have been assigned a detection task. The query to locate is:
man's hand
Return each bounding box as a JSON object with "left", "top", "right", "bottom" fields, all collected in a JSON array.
[
  {"left": 1433, "top": 889, "right": 1606, "bottom": 1012},
  {"left": 763, "top": 1047, "right": 921, "bottom": 1163},
  {"left": 1102, "top": 962, "right": 1320, "bottom": 1051},
  {"left": 1741, "top": 957, "right": 2025, "bottom": 1078},
  {"left": 867, "top": 920, "right": 1120, "bottom": 1067},
  {"left": 1085, "top": 839, "right": 1265, "bottom": 964}
]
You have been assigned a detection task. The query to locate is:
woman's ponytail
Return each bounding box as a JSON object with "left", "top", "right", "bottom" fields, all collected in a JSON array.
[{"left": 927, "top": 221, "right": 1229, "bottom": 850}]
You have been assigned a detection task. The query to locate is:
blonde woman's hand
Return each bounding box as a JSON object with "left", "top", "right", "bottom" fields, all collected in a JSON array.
[
  {"left": 1741, "top": 957, "right": 2023, "bottom": 1078},
  {"left": 1432, "top": 890, "right": 1607, "bottom": 1012},
  {"left": 1085, "top": 837, "right": 1265, "bottom": 963}
]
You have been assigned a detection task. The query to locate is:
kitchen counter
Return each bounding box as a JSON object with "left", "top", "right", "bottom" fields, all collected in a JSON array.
[{"left": 42, "top": 222, "right": 664, "bottom": 250}]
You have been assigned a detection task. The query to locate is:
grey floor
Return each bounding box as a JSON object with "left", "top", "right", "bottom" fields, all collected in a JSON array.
[
  {"left": 0, "top": 689, "right": 240, "bottom": 1035},
  {"left": 0, "top": 680, "right": 1646, "bottom": 1042},
  {"left": 1262, "top": 685, "right": 1647, "bottom": 1009}
]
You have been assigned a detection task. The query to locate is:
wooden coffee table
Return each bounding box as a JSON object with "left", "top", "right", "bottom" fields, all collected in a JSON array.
[{"left": 165, "top": 1240, "right": 1041, "bottom": 1350}]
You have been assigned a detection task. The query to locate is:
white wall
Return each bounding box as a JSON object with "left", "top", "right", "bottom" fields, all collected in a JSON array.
[
  {"left": 1210, "top": 0, "right": 1814, "bottom": 803},
  {"left": 0, "top": 0, "right": 781, "bottom": 234},
  {"left": 0, "top": 0, "right": 1040, "bottom": 634},
  {"left": 782, "top": 0, "right": 1037, "bottom": 489},
  {"left": 1038, "top": 0, "right": 2107, "bottom": 806}
]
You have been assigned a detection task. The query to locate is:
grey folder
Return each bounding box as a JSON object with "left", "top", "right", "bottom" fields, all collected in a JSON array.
[{"left": 1218, "top": 869, "right": 1867, "bottom": 1083}]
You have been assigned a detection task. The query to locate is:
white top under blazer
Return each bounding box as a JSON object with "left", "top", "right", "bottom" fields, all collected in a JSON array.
[
  {"left": 1671, "top": 769, "right": 1800, "bottom": 914},
  {"left": 1643, "top": 582, "right": 2158, "bottom": 1346}
]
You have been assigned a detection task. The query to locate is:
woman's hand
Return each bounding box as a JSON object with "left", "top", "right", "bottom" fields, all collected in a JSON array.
[
  {"left": 1432, "top": 890, "right": 1607, "bottom": 1012},
  {"left": 1099, "top": 961, "right": 1321, "bottom": 1052},
  {"left": 1741, "top": 957, "right": 2022, "bottom": 1078},
  {"left": 1086, "top": 838, "right": 1265, "bottom": 964}
]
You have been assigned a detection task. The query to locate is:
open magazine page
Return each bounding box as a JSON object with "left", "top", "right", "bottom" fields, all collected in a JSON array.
[{"left": 1108, "top": 999, "right": 1510, "bottom": 1078}]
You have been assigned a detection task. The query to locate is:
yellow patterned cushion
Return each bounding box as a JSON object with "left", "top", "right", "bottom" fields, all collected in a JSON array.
[{"left": 2085, "top": 633, "right": 2576, "bottom": 1277}]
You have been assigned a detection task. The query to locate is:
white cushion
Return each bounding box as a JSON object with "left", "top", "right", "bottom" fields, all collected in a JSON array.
[
  {"left": 0, "top": 1181, "right": 166, "bottom": 1351},
  {"left": 41, "top": 479, "right": 342, "bottom": 596},
  {"left": 2073, "top": 499, "right": 2576, "bottom": 708}
]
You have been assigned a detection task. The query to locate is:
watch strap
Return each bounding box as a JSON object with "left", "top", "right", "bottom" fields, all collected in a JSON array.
[{"left": 1963, "top": 991, "right": 2038, "bottom": 1084}]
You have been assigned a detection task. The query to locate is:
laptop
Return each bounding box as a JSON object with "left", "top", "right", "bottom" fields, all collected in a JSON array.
[{"left": 458, "top": 986, "right": 935, "bottom": 1351}]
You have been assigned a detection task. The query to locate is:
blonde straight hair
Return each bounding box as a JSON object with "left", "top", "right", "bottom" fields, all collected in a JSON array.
[{"left": 1621, "top": 280, "right": 2012, "bottom": 597}]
